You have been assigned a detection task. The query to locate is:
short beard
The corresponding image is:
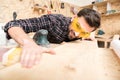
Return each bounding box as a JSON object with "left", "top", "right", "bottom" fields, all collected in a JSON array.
[{"left": 65, "top": 36, "right": 82, "bottom": 42}]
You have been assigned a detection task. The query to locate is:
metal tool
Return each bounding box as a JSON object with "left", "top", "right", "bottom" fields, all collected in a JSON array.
[
  {"left": 13, "top": 12, "right": 17, "bottom": 21},
  {"left": 12, "top": 11, "right": 18, "bottom": 27},
  {"left": 33, "top": 29, "right": 50, "bottom": 47}
]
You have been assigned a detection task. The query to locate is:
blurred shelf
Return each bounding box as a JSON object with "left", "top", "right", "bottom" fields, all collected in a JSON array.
[
  {"left": 94, "top": 1, "right": 107, "bottom": 7},
  {"left": 102, "top": 12, "right": 120, "bottom": 17},
  {"left": 79, "top": 0, "right": 120, "bottom": 9},
  {"left": 80, "top": 1, "right": 107, "bottom": 9},
  {"left": 107, "top": 0, "right": 120, "bottom": 3},
  {"left": 80, "top": 4, "right": 93, "bottom": 9},
  {"left": 95, "top": 34, "right": 113, "bottom": 48}
]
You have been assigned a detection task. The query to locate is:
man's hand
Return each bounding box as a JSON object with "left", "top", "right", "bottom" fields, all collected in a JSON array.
[
  {"left": 20, "top": 39, "right": 55, "bottom": 68},
  {"left": 7, "top": 27, "right": 55, "bottom": 68}
]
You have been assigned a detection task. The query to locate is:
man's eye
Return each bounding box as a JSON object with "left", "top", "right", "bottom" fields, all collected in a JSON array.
[{"left": 82, "top": 32, "right": 89, "bottom": 34}]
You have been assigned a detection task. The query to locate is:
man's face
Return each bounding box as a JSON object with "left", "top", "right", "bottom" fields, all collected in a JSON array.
[{"left": 68, "top": 16, "right": 95, "bottom": 40}]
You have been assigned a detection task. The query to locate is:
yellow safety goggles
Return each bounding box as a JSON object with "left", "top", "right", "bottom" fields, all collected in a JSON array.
[{"left": 71, "top": 18, "right": 90, "bottom": 38}]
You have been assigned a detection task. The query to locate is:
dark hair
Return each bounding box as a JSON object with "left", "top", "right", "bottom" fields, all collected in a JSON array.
[{"left": 77, "top": 8, "right": 101, "bottom": 30}]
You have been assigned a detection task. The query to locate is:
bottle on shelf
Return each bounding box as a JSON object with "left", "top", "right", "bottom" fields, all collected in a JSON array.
[
  {"left": 107, "top": 2, "right": 112, "bottom": 14},
  {"left": 95, "top": 0, "right": 103, "bottom": 2},
  {"left": 93, "top": 5, "right": 98, "bottom": 11}
]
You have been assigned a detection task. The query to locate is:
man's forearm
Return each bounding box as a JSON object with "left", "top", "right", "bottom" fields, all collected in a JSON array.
[{"left": 8, "top": 27, "right": 35, "bottom": 46}]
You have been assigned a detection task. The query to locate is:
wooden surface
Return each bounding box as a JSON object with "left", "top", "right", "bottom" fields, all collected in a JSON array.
[
  {"left": 0, "top": 40, "right": 120, "bottom": 80},
  {"left": 0, "top": 43, "right": 60, "bottom": 69}
]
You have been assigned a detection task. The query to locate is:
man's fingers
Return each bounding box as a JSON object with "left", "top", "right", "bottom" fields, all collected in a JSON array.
[
  {"left": 34, "top": 53, "right": 41, "bottom": 65},
  {"left": 20, "top": 50, "right": 29, "bottom": 67},
  {"left": 26, "top": 52, "right": 36, "bottom": 68},
  {"left": 20, "top": 46, "right": 54, "bottom": 68},
  {"left": 20, "top": 48, "right": 27, "bottom": 66},
  {"left": 20, "top": 48, "right": 35, "bottom": 68}
]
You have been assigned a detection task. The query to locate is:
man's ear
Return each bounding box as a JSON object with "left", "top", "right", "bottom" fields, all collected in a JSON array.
[{"left": 73, "top": 15, "right": 77, "bottom": 18}]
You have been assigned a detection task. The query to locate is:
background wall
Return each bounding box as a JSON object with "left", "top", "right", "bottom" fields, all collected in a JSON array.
[
  {"left": 61, "top": 0, "right": 93, "bottom": 6},
  {"left": 0, "top": 0, "right": 93, "bottom": 23},
  {"left": 0, "top": 0, "right": 120, "bottom": 36},
  {"left": 0, "top": 0, "right": 42, "bottom": 22}
]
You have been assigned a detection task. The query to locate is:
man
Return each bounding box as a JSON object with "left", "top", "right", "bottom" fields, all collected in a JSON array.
[{"left": 4, "top": 8, "right": 101, "bottom": 68}]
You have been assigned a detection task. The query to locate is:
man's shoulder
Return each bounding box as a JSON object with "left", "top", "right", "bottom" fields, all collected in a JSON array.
[{"left": 47, "top": 14, "right": 65, "bottom": 17}]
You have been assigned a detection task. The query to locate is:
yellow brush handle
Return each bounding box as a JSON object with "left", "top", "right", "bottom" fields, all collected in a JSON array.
[{"left": 3, "top": 48, "right": 22, "bottom": 66}]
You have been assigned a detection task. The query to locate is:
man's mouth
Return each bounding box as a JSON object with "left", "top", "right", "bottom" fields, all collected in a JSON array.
[{"left": 68, "top": 30, "right": 78, "bottom": 40}]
